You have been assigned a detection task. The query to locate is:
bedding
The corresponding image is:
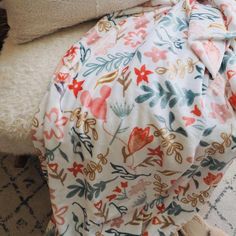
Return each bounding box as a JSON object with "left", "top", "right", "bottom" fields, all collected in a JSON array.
[
  {"left": 32, "top": 0, "right": 236, "bottom": 235},
  {"left": 3, "top": 0, "right": 147, "bottom": 44},
  {"left": 0, "top": 21, "right": 95, "bottom": 155}
]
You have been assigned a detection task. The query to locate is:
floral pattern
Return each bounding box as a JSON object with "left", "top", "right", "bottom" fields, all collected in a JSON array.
[{"left": 32, "top": 0, "right": 236, "bottom": 235}]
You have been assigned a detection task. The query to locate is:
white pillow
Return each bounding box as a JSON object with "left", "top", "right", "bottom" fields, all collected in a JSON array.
[
  {"left": 3, "top": 0, "right": 147, "bottom": 44},
  {"left": 0, "top": 21, "right": 95, "bottom": 155}
]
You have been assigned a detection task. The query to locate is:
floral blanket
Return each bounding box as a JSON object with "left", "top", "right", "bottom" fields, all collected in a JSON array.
[{"left": 32, "top": 0, "right": 236, "bottom": 235}]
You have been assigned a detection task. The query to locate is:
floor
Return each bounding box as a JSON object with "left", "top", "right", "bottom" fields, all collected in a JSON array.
[
  {"left": 0, "top": 155, "right": 51, "bottom": 236},
  {"left": 0, "top": 154, "right": 236, "bottom": 236}
]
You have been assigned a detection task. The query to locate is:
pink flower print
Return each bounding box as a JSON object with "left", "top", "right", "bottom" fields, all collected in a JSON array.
[
  {"left": 124, "top": 30, "right": 147, "bottom": 48},
  {"left": 210, "top": 103, "right": 233, "bottom": 124},
  {"left": 44, "top": 108, "right": 68, "bottom": 140},
  {"left": 51, "top": 204, "right": 68, "bottom": 225},
  {"left": 134, "top": 16, "right": 149, "bottom": 29},
  {"left": 203, "top": 40, "right": 220, "bottom": 64},
  {"left": 144, "top": 47, "right": 167, "bottom": 63},
  {"left": 80, "top": 85, "right": 111, "bottom": 121},
  {"left": 86, "top": 29, "right": 101, "bottom": 45}
]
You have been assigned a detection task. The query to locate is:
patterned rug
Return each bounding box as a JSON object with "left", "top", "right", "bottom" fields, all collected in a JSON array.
[
  {"left": 0, "top": 155, "right": 51, "bottom": 236},
  {"left": 0, "top": 154, "right": 235, "bottom": 235},
  {"left": 202, "top": 159, "right": 236, "bottom": 236}
]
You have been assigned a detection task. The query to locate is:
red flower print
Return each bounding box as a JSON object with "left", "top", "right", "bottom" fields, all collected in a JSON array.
[
  {"left": 51, "top": 204, "right": 68, "bottom": 225},
  {"left": 210, "top": 103, "right": 232, "bottom": 124},
  {"left": 106, "top": 194, "right": 117, "bottom": 202},
  {"left": 203, "top": 172, "right": 223, "bottom": 186},
  {"left": 67, "top": 162, "right": 83, "bottom": 177},
  {"left": 142, "top": 232, "right": 149, "bottom": 236},
  {"left": 68, "top": 80, "right": 84, "bottom": 98},
  {"left": 44, "top": 108, "right": 68, "bottom": 140},
  {"left": 191, "top": 104, "right": 202, "bottom": 116},
  {"left": 121, "top": 181, "right": 128, "bottom": 188},
  {"left": 134, "top": 65, "right": 153, "bottom": 85},
  {"left": 113, "top": 186, "right": 122, "bottom": 193},
  {"left": 128, "top": 127, "right": 154, "bottom": 155},
  {"left": 229, "top": 92, "right": 236, "bottom": 110},
  {"left": 227, "top": 70, "right": 236, "bottom": 80},
  {"left": 152, "top": 216, "right": 161, "bottom": 225},
  {"left": 156, "top": 203, "right": 165, "bottom": 213},
  {"left": 48, "top": 163, "right": 59, "bottom": 172},
  {"left": 111, "top": 216, "right": 124, "bottom": 228},
  {"left": 56, "top": 72, "right": 70, "bottom": 83},
  {"left": 94, "top": 200, "right": 103, "bottom": 210},
  {"left": 144, "top": 47, "right": 167, "bottom": 63},
  {"left": 124, "top": 30, "right": 147, "bottom": 48},
  {"left": 147, "top": 146, "right": 164, "bottom": 166},
  {"left": 64, "top": 45, "right": 78, "bottom": 62},
  {"left": 148, "top": 146, "right": 164, "bottom": 158}
]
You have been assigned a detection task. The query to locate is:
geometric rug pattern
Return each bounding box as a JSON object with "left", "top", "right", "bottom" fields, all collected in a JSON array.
[
  {"left": 202, "top": 160, "right": 236, "bottom": 236},
  {"left": 0, "top": 155, "right": 51, "bottom": 236}
]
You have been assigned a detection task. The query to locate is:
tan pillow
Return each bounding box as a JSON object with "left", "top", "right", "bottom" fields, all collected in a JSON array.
[{"left": 4, "top": 0, "right": 147, "bottom": 44}]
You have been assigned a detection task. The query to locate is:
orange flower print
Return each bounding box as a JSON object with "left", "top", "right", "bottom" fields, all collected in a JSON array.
[
  {"left": 44, "top": 108, "right": 68, "bottom": 140},
  {"left": 128, "top": 127, "right": 154, "bottom": 155},
  {"left": 56, "top": 72, "right": 70, "bottom": 83},
  {"left": 227, "top": 70, "right": 236, "bottom": 80},
  {"left": 134, "top": 65, "right": 153, "bottom": 85},
  {"left": 229, "top": 92, "right": 236, "bottom": 110},
  {"left": 144, "top": 47, "right": 167, "bottom": 63},
  {"left": 63, "top": 45, "right": 78, "bottom": 62},
  {"left": 51, "top": 204, "right": 68, "bottom": 225},
  {"left": 210, "top": 103, "right": 232, "bottom": 124},
  {"left": 68, "top": 80, "right": 84, "bottom": 97},
  {"left": 203, "top": 172, "right": 223, "bottom": 186},
  {"left": 67, "top": 162, "right": 83, "bottom": 177},
  {"left": 124, "top": 30, "right": 147, "bottom": 48}
]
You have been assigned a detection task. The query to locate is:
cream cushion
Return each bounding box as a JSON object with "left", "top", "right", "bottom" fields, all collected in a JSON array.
[
  {"left": 0, "top": 21, "right": 95, "bottom": 155},
  {"left": 4, "top": 0, "right": 147, "bottom": 44}
]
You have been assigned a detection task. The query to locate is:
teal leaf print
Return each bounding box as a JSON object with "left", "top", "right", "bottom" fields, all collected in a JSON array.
[
  {"left": 59, "top": 148, "right": 69, "bottom": 162},
  {"left": 105, "top": 229, "right": 140, "bottom": 236},
  {"left": 154, "top": 113, "right": 188, "bottom": 137},
  {"left": 175, "top": 127, "right": 188, "bottom": 137},
  {"left": 79, "top": 42, "right": 91, "bottom": 64},
  {"left": 110, "top": 163, "right": 151, "bottom": 180},
  {"left": 190, "top": 13, "right": 219, "bottom": 21},
  {"left": 136, "top": 81, "right": 200, "bottom": 109},
  {"left": 201, "top": 156, "right": 226, "bottom": 171},
  {"left": 165, "top": 202, "right": 193, "bottom": 216},
  {"left": 137, "top": 50, "right": 142, "bottom": 63},
  {"left": 232, "top": 135, "right": 236, "bottom": 150},
  {"left": 199, "top": 141, "right": 210, "bottom": 147},
  {"left": 83, "top": 52, "right": 134, "bottom": 76},
  {"left": 168, "top": 111, "right": 175, "bottom": 127},
  {"left": 72, "top": 128, "right": 94, "bottom": 157},
  {"left": 202, "top": 125, "right": 216, "bottom": 137},
  {"left": 175, "top": 17, "right": 188, "bottom": 31}
]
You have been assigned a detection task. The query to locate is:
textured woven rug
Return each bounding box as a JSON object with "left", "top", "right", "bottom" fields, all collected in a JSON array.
[
  {"left": 0, "top": 155, "right": 51, "bottom": 235},
  {"left": 0, "top": 154, "right": 235, "bottom": 235}
]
